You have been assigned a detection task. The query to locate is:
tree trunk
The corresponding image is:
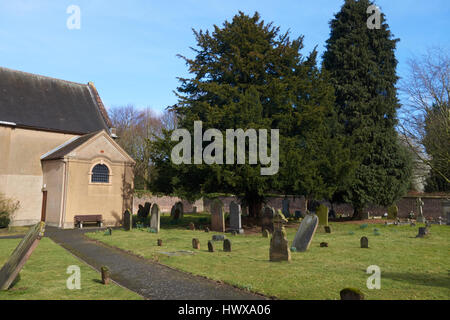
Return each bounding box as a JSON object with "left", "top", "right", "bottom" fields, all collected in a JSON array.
[{"left": 248, "top": 199, "right": 262, "bottom": 219}]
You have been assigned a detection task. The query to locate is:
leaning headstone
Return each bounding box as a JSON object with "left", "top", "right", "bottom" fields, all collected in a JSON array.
[
  {"left": 150, "top": 204, "right": 160, "bottom": 233},
  {"left": 171, "top": 201, "right": 184, "bottom": 220},
  {"left": 340, "top": 288, "right": 364, "bottom": 300},
  {"left": 208, "top": 241, "right": 214, "bottom": 252},
  {"left": 282, "top": 197, "right": 291, "bottom": 218},
  {"left": 0, "top": 222, "right": 45, "bottom": 290},
  {"left": 261, "top": 205, "right": 275, "bottom": 233},
  {"left": 192, "top": 238, "right": 200, "bottom": 250},
  {"left": 223, "top": 239, "right": 232, "bottom": 252},
  {"left": 360, "top": 236, "right": 369, "bottom": 248},
  {"left": 269, "top": 210, "right": 291, "bottom": 262},
  {"left": 416, "top": 227, "right": 428, "bottom": 238},
  {"left": 316, "top": 204, "right": 329, "bottom": 226},
  {"left": 123, "top": 210, "right": 132, "bottom": 231},
  {"left": 210, "top": 199, "right": 225, "bottom": 232},
  {"left": 228, "top": 201, "right": 244, "bottom": 234},
  {"left": 291, "top": 213, "right": 319, "bottom": 252}
]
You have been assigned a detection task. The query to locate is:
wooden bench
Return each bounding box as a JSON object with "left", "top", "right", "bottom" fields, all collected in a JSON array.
[{"left": 74, "top": 215, "right": 103, "bottom": 228}]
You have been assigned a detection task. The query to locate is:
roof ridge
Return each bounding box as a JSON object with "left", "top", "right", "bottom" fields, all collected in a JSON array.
[{"left": 0, "top": 66, "right": 87, "bottom": 87}]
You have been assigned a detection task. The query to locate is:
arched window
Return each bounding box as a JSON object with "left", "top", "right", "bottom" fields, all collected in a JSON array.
[{"left": 91, "top": 164, "right": 110, "bottom": 183}]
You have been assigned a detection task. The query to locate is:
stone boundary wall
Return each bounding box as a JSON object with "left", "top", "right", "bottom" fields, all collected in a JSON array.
[{"left": 134, "top": 194, "right": 449, "bottom": 220}]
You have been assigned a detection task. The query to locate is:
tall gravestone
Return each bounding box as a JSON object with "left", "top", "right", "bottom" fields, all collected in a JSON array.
[
  {"left": 150, "top": 203, "right": 160, "bottom": 233},
  {"left": 282, "top": 197, "right": 291, "bottom": 218},
  {"left": 261, "top": 206, "right": 275, "bottom": 233},
  {"left": 211, "top": 199, "right": 225, "bottom": 232},
  {"left": 123, "top": 210, "right": 132, "bottom": 231},
  {"left": 269, "top": 210, "right": 291, "bottom": 262},
  {"left": 228, "top": 201, "right": 244, "bottom": 234},
  {"left": 316, "top": 204, "right": 329, "bottom": 226},
  {"left": 291, "top": 213, "right": 319, "bottom": 252},
  {"left": 171, "top": 202, "right": 184, "bottom": 220}
]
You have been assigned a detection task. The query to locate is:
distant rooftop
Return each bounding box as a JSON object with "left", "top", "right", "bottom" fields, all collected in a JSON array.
[{"left": 0, "top": 66, "right": 111, "bottom": 134}]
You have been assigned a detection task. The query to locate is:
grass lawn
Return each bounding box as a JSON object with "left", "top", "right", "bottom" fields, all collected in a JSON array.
[
  {"left": 0, "top": 237, "right": 142, "bottom": 300},
  {"left": 0, "top": 226, "right": 30, "bottom": 237},
  {"left": 87, "top": 214, "right": 450, "bottom": 300}
]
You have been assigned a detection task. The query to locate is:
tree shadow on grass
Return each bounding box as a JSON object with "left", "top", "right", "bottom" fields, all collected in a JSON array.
[{"left": 381, "top": 272, "right": 450, "bottom": 289}]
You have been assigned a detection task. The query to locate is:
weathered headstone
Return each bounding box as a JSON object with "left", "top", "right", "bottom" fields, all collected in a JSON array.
[
  {"left": 208, "top": 241, "right": 214, "bottom": 252},
  {"left": 261, "top": 205, "right": 275, "bottom": 233},
  {"left": 228, "top": 201, "right": 244, "bottom": 234},
  {"left": 123, "top": 210, "right": 132, "bottom": 231},
  {"left": 282, "top": 197, "right": 291, "bottom": 218},
  {"left": 0, "top": 222, "right": 45, "bottom": 290},
  {"left": 192, "top": 238, "right": 200, "bottom": 249},
  {"left": 316, "top": 204, "right": 329, "bottom": 226},
  {"left": 101, "top": 266, "right": 110, "bottom": 285},
  {"left": 324, "top": 226, "right": 331, "bottom": 233},
  {"left": 291, "top": 213, "right": 319, "bottom": 252},
  {"left": 150, "top": 203, "right": 160, "bottom": 233},
  {"left": 416, "top": 227, "right": 428, "bottom": 238},
  {"left": 138, "top": 202, "right": 151, "bottom": 219},
  {"left": 262, "top": 229, "right": 270, "bottom": 238},
  {"left": 171, "top": 201, "right": 184, "bottom": 220},
  {"left": 210, "top": 199, "right": 225, "bottom": 232},
  {"left": 269, "top": 210, "right": 291, "bottom": 262},
  {"left": 223, "top": 239, "right": 232, "bottom": 252},
  {"left": 340, "top": 288, "right": 364, "bottom": 300},
  {"left": 360, "top": 236, "right": 369, "bottom": 248},
  {"left": 212, "top": 234, "right": 226, "bottom": 241}
]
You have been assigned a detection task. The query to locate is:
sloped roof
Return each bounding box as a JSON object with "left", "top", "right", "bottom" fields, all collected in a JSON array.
[
  {"left": 41, "top": 130, "right": 101, "bottom": 160},
  {"left": 0, "top": 67, "right": 111, "bottom": 134}
]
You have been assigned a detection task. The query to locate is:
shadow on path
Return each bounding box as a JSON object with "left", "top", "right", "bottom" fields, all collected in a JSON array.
[{"left": 45, "top": 226, "right": 266, "bottom": 300}]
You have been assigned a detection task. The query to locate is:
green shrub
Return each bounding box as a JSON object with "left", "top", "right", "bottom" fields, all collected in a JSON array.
[
  {"left": 0, "top": 194, "right": 20, "bottom": 228},
  {"left": 387, "top": 205, "right": 398, "bottom": 219}
]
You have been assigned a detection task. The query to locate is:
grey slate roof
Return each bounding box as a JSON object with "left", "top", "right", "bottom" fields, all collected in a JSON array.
[
  {"left": 41, "top": 130, "right": 102, "bottom": 161},
  {"left": 0, "top": 67, "right": 111, "bottom": 134}
]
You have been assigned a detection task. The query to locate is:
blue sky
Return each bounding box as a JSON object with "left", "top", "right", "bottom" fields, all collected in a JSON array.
[{"left": 0, "top": 0, "right": 449, "bottom": 114}]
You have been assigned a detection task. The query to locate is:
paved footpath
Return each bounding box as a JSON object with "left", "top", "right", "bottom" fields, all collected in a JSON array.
[{"left": 45, "top": 227, "right": 266, "bottom": 300}]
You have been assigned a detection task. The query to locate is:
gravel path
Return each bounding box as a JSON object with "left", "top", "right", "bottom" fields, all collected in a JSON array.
[{"left": 45, "top": 226, "right": 266, "bottom": 300}]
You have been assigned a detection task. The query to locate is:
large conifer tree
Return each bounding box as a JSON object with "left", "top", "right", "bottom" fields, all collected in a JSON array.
[{"left": 323, "top": 0, "right": 412, "bottom": 218}]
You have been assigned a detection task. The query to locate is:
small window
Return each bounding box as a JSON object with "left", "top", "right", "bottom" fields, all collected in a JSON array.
[{"left": 91, "top": 164, "right": 109, "bottom": 183}]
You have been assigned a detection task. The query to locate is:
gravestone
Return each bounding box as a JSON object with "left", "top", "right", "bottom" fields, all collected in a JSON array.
[
  {"left": 137, "top": 202, "right": 151, "bottom": 219},
  {"left": 360, "top": 236, "right": 369, "bottom": 248},
  {"left": 320, "top": 242, "right": 328, "bottom": 247},
  {"left": 157, "top": 239, "right": 163, "bottom": 246},
  {"left": 171, "top": 201, "right": 184, "bottom": 220},
  {"left": 189, "top": 222, "right": 195, "bottom": 230},
  {"left": 0, "top": 222, "right": 45, "bottom": 290},
  {"left": 101, "top": 266, "right": 110, "bottom": 285},
  {"left": 212, "top": 235, "right": 226, "bottom": 241},
  {"left": 324, "top": 226, "right": 331, "bottom": 233},
  {"left": 261, "top": 206, "right": 275, "bottom": 233},
  {"left": 210, "top": 199, "right": 225, "bottom": 232},
  {"left": 208, "top": 241, "right": 214, "bottom": 252},
  {"left": 269, "top": 210, "right": 291, "bottom": 262},
  {"left": 262, "top": 229, "right": 270, "bottom": 238},
  {"left": 316, "top": 204, "right": 329, "bottom": 226},
  {"left": 150, "top": 204, "right": 160, "bottom": 233},
  {"left": 361, "top": 212, "right": 370, "bottom": 220},
  {"left": 204, "top": 227, "right": 210, "bottom": 233},
  {"left": 223, "top": 239, "right": 232, "bottom": 252},
  {"left": 282, "top": 197, "right": 291, "bottom": 218},
  {"left": 340, "top": 288, "right": 364, "bottom": 300},
  {"left": 192, "top": 238, "right": 200, "bottom": 249},
  {"left": 442, "top": 200, "right": 450, "bottom": 225},
  {"left": 416, "top": 227, "right": 428, "bottom": 238},
  {"left": 123, "top": 210, "right": 132, "bottom": 231},
  {"left": 228, "top": 201, "right": 244, "bottom": 234},
  {"left": 241, "top": 205, "right": 249, "bottom": 217},
  {"left": 291, "top": 213, "right": 319, "bottom": 252}
]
